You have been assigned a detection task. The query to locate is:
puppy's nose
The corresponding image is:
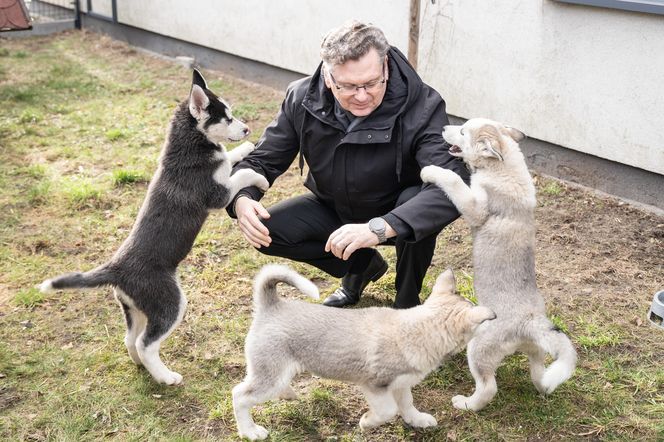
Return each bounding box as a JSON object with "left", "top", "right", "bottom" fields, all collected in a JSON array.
[{"left": 243, "top": 127, "right": 251, "bottom": 136}]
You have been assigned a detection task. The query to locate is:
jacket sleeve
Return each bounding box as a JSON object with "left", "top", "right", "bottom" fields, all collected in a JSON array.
[
  {"left": 384, "top": 91, "right": 469, "bottom": 242},
  {"left": 226, "top": 84, "right": 302, "bottom": 218}
]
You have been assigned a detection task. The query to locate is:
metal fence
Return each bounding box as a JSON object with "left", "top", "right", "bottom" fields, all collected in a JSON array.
[{"left": 27, "top": 0, "right": 76, "bottom": 23}]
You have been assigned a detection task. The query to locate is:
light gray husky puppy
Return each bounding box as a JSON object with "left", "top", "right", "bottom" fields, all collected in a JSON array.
[
  {"left": 39, "top": 69, "right": 269, "bottom": 385},
  {"left": 232, "top": 264, "right": 496, "bottom": 440},
  {"left": 420, "top": 118, "right": 577, "bottom": 411}
]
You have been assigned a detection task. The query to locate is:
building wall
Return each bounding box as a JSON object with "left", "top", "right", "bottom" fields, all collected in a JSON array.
[
  {"left": 114, "top": 0, "right": 409, "bottom": 76},
  {"left": 45, "top": 0, "right": 664, "bottom": 177},
  {"left": 417, "top": 0, "right": 664, "bottom": 175}
]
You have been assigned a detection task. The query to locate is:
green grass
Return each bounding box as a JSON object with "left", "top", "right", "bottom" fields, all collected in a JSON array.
[
  {"left": 13, "top": 288, "right": 46, "bottom": 308},
  {"left": 112, "top": 169, "right": 147, "bottom": 186},
  {"left": 0, "top": 30, "right": 662, "bottom": 442},
  {"left": 541, "top": 180, "right": 565, "bottom": 196}
]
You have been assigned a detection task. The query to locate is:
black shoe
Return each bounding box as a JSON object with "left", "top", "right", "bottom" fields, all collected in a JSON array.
[{"left": 322, "top": 252, "right": 388, "bottom": 307}]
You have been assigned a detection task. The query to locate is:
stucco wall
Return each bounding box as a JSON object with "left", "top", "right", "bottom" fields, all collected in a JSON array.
[
  {"left": 418, "top": 0, "right": 664, "bottom": 175},
  {"left": 83, "top": 0, "right": 661, "bottom": 176},
  {"left": 115, "top": 0, "right": 409, "bottom": 76}
]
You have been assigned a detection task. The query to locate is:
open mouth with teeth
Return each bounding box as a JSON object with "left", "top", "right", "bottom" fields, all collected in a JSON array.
[{"left": 448, "top": 145, "right": 462, "bottom": 156}]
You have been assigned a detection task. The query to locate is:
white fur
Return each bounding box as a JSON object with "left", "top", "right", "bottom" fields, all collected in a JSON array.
[
  {"left": 422, "top": 118, "right": 576, "bottom": 411},
  {"left": 233, "top": 265, "right": 494, "bottom": 439}
]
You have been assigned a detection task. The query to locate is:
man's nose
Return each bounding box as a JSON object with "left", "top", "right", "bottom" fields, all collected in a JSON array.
[{"left": 354, "top": 87, "right": 369, "bottom": 100}]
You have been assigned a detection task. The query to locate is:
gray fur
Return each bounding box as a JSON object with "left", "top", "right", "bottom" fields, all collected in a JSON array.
[
  {"left": 39, "top": 69, "right": 268, "bottom": 385},
  {"left": 421, "top": 118, "right": 577, "bottom": 411},
  {"left": 233, "top": 265, "right": 495, "bottom": 440}
]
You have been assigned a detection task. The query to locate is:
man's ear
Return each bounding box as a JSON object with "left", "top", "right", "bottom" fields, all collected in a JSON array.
[
  {"left": 384, "top": 55, "right": 389, "bottom": 81},
  {"left": 189, "top": 84, "right": 209, "bottom": 120},
  {"left": 322, "top": 65, "right": 333, "bottom": 90}
]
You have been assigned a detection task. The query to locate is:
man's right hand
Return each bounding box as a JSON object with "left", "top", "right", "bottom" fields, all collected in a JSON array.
[{"left": 235, "top": 196, "right": 272, "bottom": 248}]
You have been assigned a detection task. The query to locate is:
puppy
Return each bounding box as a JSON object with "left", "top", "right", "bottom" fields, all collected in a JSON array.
[
  {"left": 39, "top": 69, "right": 269, "bottom": 385},
  {"left": 421, "top": 118, "right": 577, "bottom": 411},
  {"left": 232, "top": 264, "right": 496, "bottom": 440}
]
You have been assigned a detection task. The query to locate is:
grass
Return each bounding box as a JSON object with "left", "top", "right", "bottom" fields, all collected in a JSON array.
[{"left": 0, "top": 30, "right": 662, "bottom": 441}]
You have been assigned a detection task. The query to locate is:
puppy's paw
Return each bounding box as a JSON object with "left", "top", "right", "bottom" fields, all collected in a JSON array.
[
  {"left": 238, "top": 424, "right": 269, "bottom": 441},
  {"left": 278, "top": 386, "right": 298, "bottom": 400},
  {"left": 405, "top": 411, "right": 437, "bottom": 428},
  {"left": 420, "top": 165, "right": 443, "bottom": 185},
  {"left": 233, "top": 169, "right": 269, "bottom": 192},
  {"left": 359, "top": 411, "right": 382, "bottom": 430},
  {"left": 452, "top": 394, "right": 480, "bottom": 411},
  {"left": 235, "top": 140, "right": 256, "bottom": 156},
  {"left": 153, "top": 370, "right": 183, "bottom": 386},
  {"left": 253, "top": 174, "right": 269, "bottom": 192}
]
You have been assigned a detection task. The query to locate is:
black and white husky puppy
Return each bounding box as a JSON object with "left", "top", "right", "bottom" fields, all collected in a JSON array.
[{"left": 39, "top": 69, "right": 269, "bottom": 385}]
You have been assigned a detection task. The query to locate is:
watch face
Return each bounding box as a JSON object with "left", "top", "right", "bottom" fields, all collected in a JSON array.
[{"left": 370, "top": 217, "right": 385, "bottom": 231}]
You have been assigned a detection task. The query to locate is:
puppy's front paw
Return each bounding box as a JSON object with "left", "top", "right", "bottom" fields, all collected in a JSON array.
[
  {"left": 420, "top": 165, "right": 443, "bottom": 185},
  {"left": 452, "top": 394, "right": 479, "bottom": 411},
  {"left": 405, "top": 411, "right": 437, "bottom": 428},
  {"left": 238, "top": 424, "right": 269, "bottom": 441},
  {"left": 254, "top": 174, "right": 269, "bottom": 192},
  {"left": 153, "top": 370, "right": 183, "bottom": 386},
  {"left": 359, "top": 411, "right": 384, "bottom": 430},
  {"left": 235, "top": 140, "right": 256, "bottom": 156}
]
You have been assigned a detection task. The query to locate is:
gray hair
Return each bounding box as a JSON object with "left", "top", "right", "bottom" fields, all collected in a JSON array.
[{"left": 320, "top": 20, "right": 390, "bottom": 67}]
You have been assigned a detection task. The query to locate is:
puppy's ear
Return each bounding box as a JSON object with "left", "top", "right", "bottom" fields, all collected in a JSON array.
[
  {"left": 189, "top": 84, "right": 210, "bottom": 120},
  {"left": 192, "top": 68, "right": 208, "bottom": 89},
  {"left": 478, "top": 137, "right": 504, "bottom": 161},
  {"left": 467, "top": 305, "right": 496, "bottom": 325},
  {"left": 504, "top": 126, "right": 526, "bottom": 142},
  {"left": 432, "top": 268, "right": 456, "bottom": 295}
]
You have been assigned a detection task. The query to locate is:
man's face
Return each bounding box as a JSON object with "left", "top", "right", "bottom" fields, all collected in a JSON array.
[{"left": 324, "top": 48, "right": 388, "bottom": 117}]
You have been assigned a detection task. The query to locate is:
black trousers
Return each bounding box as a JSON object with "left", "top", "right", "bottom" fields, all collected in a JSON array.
[{"left": 255, "top": 186, "right": 441, "bottom": 308}]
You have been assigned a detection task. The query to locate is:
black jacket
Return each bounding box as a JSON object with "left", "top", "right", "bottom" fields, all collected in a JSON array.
[{"left": 230, "top": 47, "right": 468, "bottom": 242}]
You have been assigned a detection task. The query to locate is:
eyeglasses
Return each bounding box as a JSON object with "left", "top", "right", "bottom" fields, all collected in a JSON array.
[{"left": 328, "top": 62, "right": 386, "bottom": 96}]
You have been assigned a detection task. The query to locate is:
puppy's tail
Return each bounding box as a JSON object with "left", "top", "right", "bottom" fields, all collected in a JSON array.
[
  {"left": 253, "top": 264, "right": 319, "bottom": 310},
  {"left": 530, "top": 317, "right": 577, "bottom": 395},
  {"left": 39, "top": 264, "right": 114, "bottom": 293}
]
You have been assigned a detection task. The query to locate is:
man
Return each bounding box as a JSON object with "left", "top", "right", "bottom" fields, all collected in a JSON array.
[{"left": 228, "top": 21, "right": 468, "bottom": 309}]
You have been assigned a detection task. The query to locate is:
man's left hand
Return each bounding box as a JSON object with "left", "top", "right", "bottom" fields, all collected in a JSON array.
[{"left": 325, "top": 223, "right": 380, "bottom": 260}]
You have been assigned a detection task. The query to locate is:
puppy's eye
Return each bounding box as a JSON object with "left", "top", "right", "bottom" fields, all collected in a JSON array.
[{"left": 460, "top": 129, "right": 465, "bottom": 136}]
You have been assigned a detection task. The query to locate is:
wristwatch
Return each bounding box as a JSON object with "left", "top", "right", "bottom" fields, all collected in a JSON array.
[{"left": 368, "top": 217, "right": 387, "bottom": 244}]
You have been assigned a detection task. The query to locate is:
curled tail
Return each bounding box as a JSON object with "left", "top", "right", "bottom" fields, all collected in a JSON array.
[
  {"left": 253, "top": 264, "right": 319, "bottom": 310},
  {"left": 39, "top": 265, "right": 114, "bottom": 293},
  {"left": 529, "top": 317, "right": 577, "bottom": 394}
]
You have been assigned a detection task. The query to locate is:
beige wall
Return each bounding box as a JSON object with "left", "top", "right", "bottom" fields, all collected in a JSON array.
[
  {"left": 78, "top": 0, "right": 662, "bottom": 175},
  {"left": 116, "top": 0, "right": 409, "bottom": 75},
  {"left": 418, "top": 0, "right": 664, "bottom": 175}
]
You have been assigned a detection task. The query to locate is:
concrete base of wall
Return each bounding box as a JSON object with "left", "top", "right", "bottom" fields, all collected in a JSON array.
[{"left": 67, "top": 15, "right": 664, "bottom": 214}]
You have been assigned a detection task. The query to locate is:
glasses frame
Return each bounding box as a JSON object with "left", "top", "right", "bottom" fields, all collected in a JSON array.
[{"left": 327, "top": 59, "right": 387, "bottom": 96}]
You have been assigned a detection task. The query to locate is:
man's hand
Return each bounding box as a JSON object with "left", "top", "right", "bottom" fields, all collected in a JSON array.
[
  {"left": 325, "top": 223, "right": 380, "bottom": 261},
  {"left": 235, "top": 196, "right": 271, "bottom": 248}
]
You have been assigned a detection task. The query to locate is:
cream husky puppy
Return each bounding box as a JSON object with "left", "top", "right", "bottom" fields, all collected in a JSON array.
[
  {"left": 232, "top": 264, "right": 496, "bottom": 440},
  {"left": 420, "top": 118, "right": 577, "bottom": 411}
]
